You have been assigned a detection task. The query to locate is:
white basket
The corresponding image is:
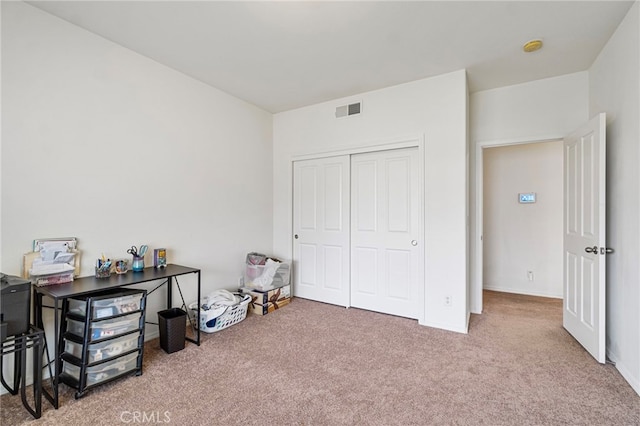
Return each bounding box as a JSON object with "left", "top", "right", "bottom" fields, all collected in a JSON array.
[{"left": 188, "top": 294, "right": 251, "bottom": 333}]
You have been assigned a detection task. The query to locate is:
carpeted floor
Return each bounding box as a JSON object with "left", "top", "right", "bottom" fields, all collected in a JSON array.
[{"left": 1, "top": 290, "right": 639, "bottom": 425}]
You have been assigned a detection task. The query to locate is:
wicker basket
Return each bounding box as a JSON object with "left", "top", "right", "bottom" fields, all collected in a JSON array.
[{"left": 188, "top": 294, "right": 251, "bottom": 333}]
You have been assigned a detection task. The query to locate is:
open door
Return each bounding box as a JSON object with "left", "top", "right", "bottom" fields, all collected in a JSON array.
[{"left": 563, "top": 113, "right": 607, "bottom": 363}]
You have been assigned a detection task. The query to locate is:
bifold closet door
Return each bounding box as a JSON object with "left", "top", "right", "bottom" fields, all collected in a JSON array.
[
  {"left": 350, "top": 148, "right": 423, "bottom": 319},
  {"left": 293, "top": 156, "right": 350, "bottom": 307}
]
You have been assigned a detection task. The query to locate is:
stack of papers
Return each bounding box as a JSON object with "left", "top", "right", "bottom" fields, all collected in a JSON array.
[
  {"left": 30, "top": 244, "right": 77, "bottom": 286},
  {"left": 31, "top": 249, "right": 75, "bottom": 275}
]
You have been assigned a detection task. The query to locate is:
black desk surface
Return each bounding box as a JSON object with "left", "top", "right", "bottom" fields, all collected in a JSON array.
[{"left": 34, "top": 264, "right": 200, "bottom": 299}]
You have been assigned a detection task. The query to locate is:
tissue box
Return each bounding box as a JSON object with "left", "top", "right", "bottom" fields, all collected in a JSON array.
[{"left": 240, "top": 285, "right": 291, "bottom": 316}]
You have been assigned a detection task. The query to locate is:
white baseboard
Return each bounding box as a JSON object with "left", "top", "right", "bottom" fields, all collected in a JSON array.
[
  {"left": 145, "top": 330, "right": 159, "bottom": 341},
  {"left": 420, "top": 319, "right": 469, "bottom": 334},
  {"left": 483, "top": 285, "right": 562, "bottom": 299},
  {"left": 607, "top": 350, "right": 640, "bottom": 397}
]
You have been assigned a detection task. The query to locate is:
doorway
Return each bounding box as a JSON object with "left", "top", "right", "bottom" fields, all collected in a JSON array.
[
  {"left": 473, "top": 137, "right": 565, "bottom": 314},
  {"left": 482, "top": 141, "right": 563, "bottom": 299},
  {"left": 475, "top": 114, "right": 608, "bottom": 364}
]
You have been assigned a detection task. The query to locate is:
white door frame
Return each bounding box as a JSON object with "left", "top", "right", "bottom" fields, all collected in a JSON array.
[
  {"left": 472, "top": 135, "right": 563, "bottom": 314},
  {"left": 291, "top": 135, "right": 426, "bottom": 323}
]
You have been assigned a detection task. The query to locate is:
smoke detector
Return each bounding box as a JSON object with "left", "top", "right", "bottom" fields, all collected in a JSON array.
[{"left": 523, "top": 39, "right": 543, "bottom": 53}]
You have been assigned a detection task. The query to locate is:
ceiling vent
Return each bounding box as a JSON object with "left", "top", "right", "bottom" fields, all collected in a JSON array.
[{"left": 335, "top": 102, "right": 361, "bottom": 118}]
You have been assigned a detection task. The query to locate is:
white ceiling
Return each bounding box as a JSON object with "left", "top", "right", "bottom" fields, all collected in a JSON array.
[{"left": 27, "top": 1, "right": 634, "bottom": 113}]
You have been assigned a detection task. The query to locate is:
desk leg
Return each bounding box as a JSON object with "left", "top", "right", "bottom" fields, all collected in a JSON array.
[
  {"left": 52, "top": 298, "right": 60, "bottom": 409},
  {"left": 19, "top": 334, "right": 42, "bottom": 419},
  {"left": 167, "top": 277, "right": 173, "bottom": 310},
  {"left": 197, "top": 271, "right": 201, "bottom": 346},
  {"left": 33, "top": 335, "right": 43, "bottom": 418},
  {"left": 14, "top": 342, "right": 23, "bottom": 393},
  {"left": 33, "top": 292, "right": 56, "bottom": 409}
]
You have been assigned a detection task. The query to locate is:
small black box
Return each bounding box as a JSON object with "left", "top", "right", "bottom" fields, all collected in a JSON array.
[{"left": 1, "top": 274, "right": 31, "bottom": 341}]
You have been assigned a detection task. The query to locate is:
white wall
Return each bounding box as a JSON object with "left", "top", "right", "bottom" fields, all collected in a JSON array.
[
  {"left": 469, "top": 72, "right": 589, "bottom": 313},
  {"left": 483, "top": 141, "right": 563, "bottom": 298},
  {"left": 1, "top": 1, "right": 273, "bottom": 387},
  {"left": 589, "top": 1, "right": 640, "bottom": 395},
  {"left": 273, "top": 70, "right": 469, "bottom": 333}
]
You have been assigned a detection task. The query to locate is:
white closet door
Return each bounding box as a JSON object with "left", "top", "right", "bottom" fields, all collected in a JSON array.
[
  {"left": 293, "top": 156, "right": 350, "bottom": 307},
  {"left": 350, "top": 148, "right": 423, "bottom": 319}
]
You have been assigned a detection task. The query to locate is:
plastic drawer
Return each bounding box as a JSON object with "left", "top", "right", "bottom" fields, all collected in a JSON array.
[
  {"left": 68, "top": 293, "right": 144, "bottom": 319},
  {"left": 67, "top": 312, "right": 142, "bottom": 341},
  {"left": 63, "top": 352, "right": 139, "bottom": 386},
  {"left": 64, "top": 332, "right": 141, "bottom": 363}
]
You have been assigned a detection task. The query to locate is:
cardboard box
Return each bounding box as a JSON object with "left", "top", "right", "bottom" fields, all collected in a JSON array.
[
  {"left": 239, "top": 285, "right": 290, "bottom": 305},
  {"left": 246, "top": 297, "right": 291, "bottom": 316},
  {"left": 240, "top": 285, "right": 291, "bottom": 316}
]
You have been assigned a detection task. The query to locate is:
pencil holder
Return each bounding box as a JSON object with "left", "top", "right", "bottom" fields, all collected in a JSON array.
[
  {"left": 115, "top": 259, "right": 129, "bottom": 274},
  {"left": 132, "top": 256, "right": 144, "bottom": 272},
  {"left": 95, "top": 266, "right": 111, "bottom": 279}
]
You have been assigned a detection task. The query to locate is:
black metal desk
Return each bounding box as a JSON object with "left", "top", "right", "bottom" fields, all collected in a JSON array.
[{"left": 33, "top": 264, "right": 201, "bottom": 408}]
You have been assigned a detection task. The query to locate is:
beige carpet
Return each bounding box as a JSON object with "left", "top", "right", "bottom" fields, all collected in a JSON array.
[{"left": 2, "top": 290, "right": 639, "bottom": 425}]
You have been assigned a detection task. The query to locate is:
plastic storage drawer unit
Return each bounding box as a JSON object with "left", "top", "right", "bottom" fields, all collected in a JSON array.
[
  {"left": 67, "top": 312, "right": 142, "bottom": 341},
  {"left": 64, "top": 332, "right": 141, "bottom": 363},
  {"left": 68, "top": 293, "right": 144, "bottom": 319},
  {"left": 63, "top": 352, "right": 139, "bottom": 386}
]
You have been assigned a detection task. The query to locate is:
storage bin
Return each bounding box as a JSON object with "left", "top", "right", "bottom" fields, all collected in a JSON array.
[
  {"left": 63, "top": 351, "right": 138, "bottom": 386},
  {"left": 243, "top": 260, "right": 291, "bottom": 288},
  {"left": 67, "top": 312, "right": 142, "bottom": 341},
  {"left": 64, "top": 332, "right": 141, "bottom": 363},
  {"left": 157, "top": 308, "right": 186, "bottom": 354},
  {"left": 239, "top": 286, "right": 291, "bottom": 316},
  {"left": 68, "top": 293, "right": 143, "bottom": 319}
]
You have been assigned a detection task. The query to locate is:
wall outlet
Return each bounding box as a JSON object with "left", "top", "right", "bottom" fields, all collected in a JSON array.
[
  {"left": 527, "top": 271, "right": 534, "bottom": 281},
  {"left": 444, "top": 296, "right": 452, "bottom": 306}
]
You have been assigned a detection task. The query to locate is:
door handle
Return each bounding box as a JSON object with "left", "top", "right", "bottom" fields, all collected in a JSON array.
[
  {"left": 294, "top": 234, "right": 299, "bottom": 239},
  {"left": 600, "top": 247, "right": 614, "bottom": 254},
  {"left": 411, "top": 240, "right": 418, "bottom": 246},
  {"left": 584, "top": 246, "right": 598, "bottom": 254}
]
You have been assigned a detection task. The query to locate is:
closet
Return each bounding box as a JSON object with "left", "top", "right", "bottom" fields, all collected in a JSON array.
[{"left": 293, "top": 147, "right": 423, "bottom": 319}]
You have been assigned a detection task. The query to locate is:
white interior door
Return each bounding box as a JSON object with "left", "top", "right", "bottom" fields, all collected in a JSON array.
[
  {"left": 293, "top": 156, "right": 350, "bottom": 306},
  {"left": 350, "top": 148, "right": 423, "bottom": 319},
  {"left": 563, "top": 113, "right": 606, "bottom": 363}
]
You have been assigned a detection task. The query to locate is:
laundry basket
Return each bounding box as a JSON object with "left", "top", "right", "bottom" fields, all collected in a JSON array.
[{"left": 188, "top": 294, "right": 251, "bottom": 333}]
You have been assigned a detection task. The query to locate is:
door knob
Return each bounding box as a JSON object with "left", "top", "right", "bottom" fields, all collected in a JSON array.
[
  {"left": 411, "top": 240, "right": 418, "bottom": 246},
  {"left": 584, "top": 246, "right": 598, "bottom": 254},
  {"left": 600, "top": 247, "right": 614, "bottom": 254},
  {"left": 294, "top": 234, "right": 299, "bottom": 239}
]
